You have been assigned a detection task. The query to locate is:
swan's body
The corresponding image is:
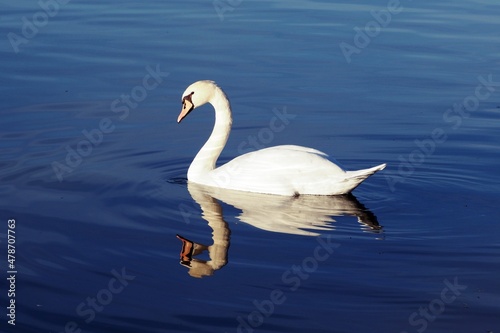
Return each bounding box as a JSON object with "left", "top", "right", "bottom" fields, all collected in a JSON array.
[{"left": 177, "top": 80, "right": 386, "bottom": 196}]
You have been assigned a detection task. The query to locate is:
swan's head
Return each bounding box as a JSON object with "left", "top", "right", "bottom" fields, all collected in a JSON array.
[{"left": 177, "top": 80, "right": 218, "bottom": 123}]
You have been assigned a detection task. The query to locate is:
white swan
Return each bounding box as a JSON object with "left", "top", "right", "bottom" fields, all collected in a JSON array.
[{"left": 177, "top": 80, "right": 386, "bottom": 196}]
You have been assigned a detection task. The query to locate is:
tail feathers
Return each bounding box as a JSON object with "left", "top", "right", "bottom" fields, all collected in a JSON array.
[
  {"left": 346, "top": 163, "right": 386, "bottom": 180},
  {"left": 339, "top": 163, "right": 386, "bottom": 194}
]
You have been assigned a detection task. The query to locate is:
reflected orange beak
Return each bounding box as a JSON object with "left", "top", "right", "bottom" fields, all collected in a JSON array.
[{"left": 176, "top": 234, "right": 194, "bottom": 266}]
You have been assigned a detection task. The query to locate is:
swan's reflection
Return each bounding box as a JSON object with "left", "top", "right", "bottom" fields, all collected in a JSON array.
[{"left": 177, "top": 182, "right": 382, "bottom": 278}]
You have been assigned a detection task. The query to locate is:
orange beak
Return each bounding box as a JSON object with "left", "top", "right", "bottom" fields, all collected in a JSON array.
[{"left": 177, "top": 96, "right": 194, "bottom": 123}]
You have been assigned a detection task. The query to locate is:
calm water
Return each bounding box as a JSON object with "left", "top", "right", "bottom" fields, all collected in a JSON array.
[{"left": 1, "top": 0, "right": 500, "bottom": 332}]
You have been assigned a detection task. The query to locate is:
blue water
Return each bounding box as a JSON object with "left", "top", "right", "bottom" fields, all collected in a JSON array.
[{"left": 1, "top": 0, "right": 500, "bottom": 332}]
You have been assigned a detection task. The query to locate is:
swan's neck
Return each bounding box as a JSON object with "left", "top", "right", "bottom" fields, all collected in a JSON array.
[{"left": 188, "top": 88, "right": 232, "bottom": 182}]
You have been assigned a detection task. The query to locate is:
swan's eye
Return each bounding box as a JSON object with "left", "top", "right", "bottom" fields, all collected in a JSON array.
[
  {"left": 182, "top": 93, "right": 194, "bottom": 105},
  {"left": 181, "top": 94, "right": 195, "bottom": 115}
]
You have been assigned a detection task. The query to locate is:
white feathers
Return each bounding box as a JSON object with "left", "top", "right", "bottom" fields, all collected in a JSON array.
[{"left": 178, "top": 80, "right": 385, "bottom": 196}]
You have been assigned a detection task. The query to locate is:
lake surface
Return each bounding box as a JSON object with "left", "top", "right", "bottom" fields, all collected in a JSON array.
[{"left": 1, "top": 0, "right": 500, "bottom": 332}]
